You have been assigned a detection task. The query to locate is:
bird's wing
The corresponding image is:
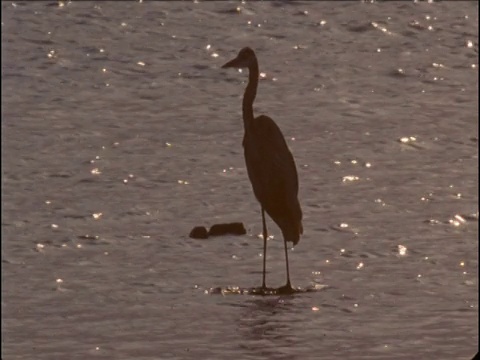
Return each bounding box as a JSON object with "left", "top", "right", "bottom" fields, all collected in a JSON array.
[
  {"left": 246, "top": 115, "right": 299, "bottom": 203},
  {"left": 244, "top": 115, "right": 303, "bottom": 243}
]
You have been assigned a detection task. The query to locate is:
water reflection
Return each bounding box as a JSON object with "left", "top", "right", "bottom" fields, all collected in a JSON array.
[{"left": 236, "top": 297, "right": 301, "bottom": 360}]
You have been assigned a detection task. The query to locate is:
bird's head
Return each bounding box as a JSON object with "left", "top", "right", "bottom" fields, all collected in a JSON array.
[{"left": 222, "top": 47, "right": 256, "bottom": 69}]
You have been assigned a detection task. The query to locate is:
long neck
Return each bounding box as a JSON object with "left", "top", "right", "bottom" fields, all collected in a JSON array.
[{"left": 242, "top": 57, "right": 259, "bottom": 130}]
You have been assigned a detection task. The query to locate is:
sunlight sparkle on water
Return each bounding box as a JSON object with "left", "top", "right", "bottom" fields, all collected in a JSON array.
[
  {"left": 356, "top": 262, "right": 364, "bottom": 270},
  {"left": 371, "top": 22, "right": 392, "bottom": 35},
  {"left": 449, "top": 214, "right": 466, "bottom": 226},
  {"left": 398, "top": 245, "right": 407, "bottom": 256},
  {"left": 342, "top": 175, "right": 359, "bottom": 182},
  {"left": 258, "top": 234, "right": 274, "bottom": 240},
  {"left": 399, "top": 136, "right": 416, "bottom": 143}
]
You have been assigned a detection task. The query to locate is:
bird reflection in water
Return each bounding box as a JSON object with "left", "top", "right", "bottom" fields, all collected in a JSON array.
[{"left": 237, "top": 297, "right": 301, "bottom": 359}]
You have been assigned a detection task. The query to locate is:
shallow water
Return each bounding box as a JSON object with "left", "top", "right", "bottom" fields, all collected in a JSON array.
[{"left": 2, "top": 1, "right": 478, "bottom": 359}]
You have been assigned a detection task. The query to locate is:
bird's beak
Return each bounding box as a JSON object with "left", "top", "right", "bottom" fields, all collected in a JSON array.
[{"left": 221, "top": 57, "right": 241, "bottom": 69}]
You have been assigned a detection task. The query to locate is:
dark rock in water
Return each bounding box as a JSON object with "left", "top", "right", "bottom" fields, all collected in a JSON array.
[
  {"left": 208, "top": 222, "right": 246, "bottom": 236},
  {"left": 189, "top": 222, "right": 246, "bottom": 239},
  {"left": 189, "top": 226, "right": 209, "bottom": 239}
]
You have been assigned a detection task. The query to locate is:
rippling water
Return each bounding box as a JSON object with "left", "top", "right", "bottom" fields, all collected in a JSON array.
[{"left": 2, "top": 1, "right": 478, "bottom": 359}]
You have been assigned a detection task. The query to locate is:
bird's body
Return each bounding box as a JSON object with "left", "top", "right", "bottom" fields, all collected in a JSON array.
[
  {"left": 243, "top": 115, "right": 303, "bottom": 246},
  {"left": 222, "top": 47, "right": 303, "bottom": 292}
]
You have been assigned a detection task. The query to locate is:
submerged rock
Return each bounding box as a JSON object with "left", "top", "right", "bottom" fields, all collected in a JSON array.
[
  {"left": 208, "top": 222, "right": 246, "bottom": 237},
  {"left": 189, "top": 226, "right": 208, "bottom": 239},
  {"left": 207, "top": 284, "right": 328, "bottom": 296}
]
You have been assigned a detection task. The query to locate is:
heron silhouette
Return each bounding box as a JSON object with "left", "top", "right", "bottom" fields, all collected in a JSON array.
[{"left": 222, "top": 47, "right": 303, "bottom": 294}]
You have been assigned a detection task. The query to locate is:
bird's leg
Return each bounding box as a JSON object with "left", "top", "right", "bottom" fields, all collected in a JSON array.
[
  {"left": 261, "top": 207, "right": 268, "bottom": 290},
  {"left": 282, "top": 238, "right": 293, "bottom": 292}
]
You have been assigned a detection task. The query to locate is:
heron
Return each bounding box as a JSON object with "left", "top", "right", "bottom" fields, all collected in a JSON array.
[{"left": 222, "top": 47, "right": 303, "bottom": 293}]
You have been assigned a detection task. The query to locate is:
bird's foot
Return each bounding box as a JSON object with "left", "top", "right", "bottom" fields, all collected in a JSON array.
[
  {"left": 249, "top": 285, "right": 276, "bottom": 295},
  {"left": 255, "top": 283, "right": 297, "bottom": 295},
  {"left": 276, "top": 283, "right": 296, "bottom": 295}
]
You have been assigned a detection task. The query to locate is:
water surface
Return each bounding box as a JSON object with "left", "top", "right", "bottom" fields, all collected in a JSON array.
[{"left": 2, "top": 1, "right": 478, "bottom": 359}]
